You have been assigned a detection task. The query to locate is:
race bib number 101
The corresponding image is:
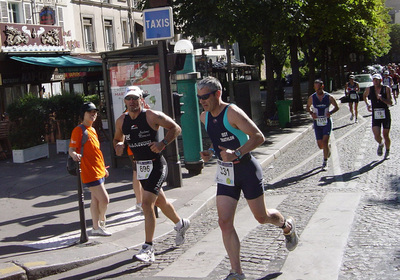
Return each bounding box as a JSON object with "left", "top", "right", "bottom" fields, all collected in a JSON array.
[{"left": 215, "top": 160, "right": 235, "bottom": 186}]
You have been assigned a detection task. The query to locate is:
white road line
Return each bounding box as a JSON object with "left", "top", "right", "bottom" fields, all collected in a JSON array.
[
  {"left": 155, "top": 195, "right": 287, "bottom": 278},
  {"left": 279, "top": 192, "right": 362, "bottom": 280}
]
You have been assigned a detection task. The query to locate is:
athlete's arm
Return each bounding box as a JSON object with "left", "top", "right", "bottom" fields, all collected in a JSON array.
[
  {"left": 218, "top": 105, "right": 264, "bottom": 162},
  {"left": 306, "top": 95, "right": 316, "bottom": 119},
  {"left": 113, "top": 115, "right": 125, "bottom": 156},
  {"left": 379, "top": 86, "right": 393, "bottom": 106},
  {"left": 147, "top": 110, "right": 182, "bottom": 153},
  {"left": 355, "top": 82, "right": 360, "bottom": 92},
  {"left": 363, "top": 87, "right": 372, "bottom": 112},
  {"left": 328, "top": 96, "right": 339, "bottom": 117},
  {"left": 199, "top": 111, "right": 214, "bottom": 162}
]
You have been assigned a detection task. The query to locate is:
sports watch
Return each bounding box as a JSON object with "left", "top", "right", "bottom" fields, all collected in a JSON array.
[{"left": 234, "top": 149, "right": 242, "bottom": 159}]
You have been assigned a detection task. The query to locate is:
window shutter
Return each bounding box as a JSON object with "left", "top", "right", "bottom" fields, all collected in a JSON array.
[
  {"left": 57, "top": 6, "right": 63, "bottom": 27},
  {"left": 24, "top": 3, "right": 32, "bottom": 24},
  {"left": 0, "top": 1, "right": 9, "bottom": 23}
]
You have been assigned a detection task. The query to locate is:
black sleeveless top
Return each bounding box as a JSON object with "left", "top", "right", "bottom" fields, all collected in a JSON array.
[
  {"left": 368, "top": 86, "right": 390, "bottom": 110},
  {"left": 122, "top": 110, "right": 159, "bottom": 160}
]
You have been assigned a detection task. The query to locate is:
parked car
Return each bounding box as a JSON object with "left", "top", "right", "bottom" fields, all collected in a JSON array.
[{"left": 354, "top": 73, "right": 373, "bottom": 99}]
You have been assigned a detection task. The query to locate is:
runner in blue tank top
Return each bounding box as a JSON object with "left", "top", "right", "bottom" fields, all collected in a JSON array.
[
  {"left": 197, "top": 77, "right": 298, "bottom": 280},
  {"left": 306, "top": 79, "right": 339, "bottom": 170}
]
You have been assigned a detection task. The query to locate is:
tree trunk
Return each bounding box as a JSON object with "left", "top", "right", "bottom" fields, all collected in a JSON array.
[
  {"left": 224, "top": 39, "right": 235, "bottom": 103},
  {"left": 289, "top": 36, "right": 303, "bottom": 112},
  {"left": 307, "top": 45, "right": 316, "bottom": 96},
  {"left": 263, "top": 38, "right": 276, "bottom": 119}
]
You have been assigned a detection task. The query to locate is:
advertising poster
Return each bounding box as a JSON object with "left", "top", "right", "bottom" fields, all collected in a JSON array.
[{"left": 109, "top": 61, "right": 162, "bottom": 123}]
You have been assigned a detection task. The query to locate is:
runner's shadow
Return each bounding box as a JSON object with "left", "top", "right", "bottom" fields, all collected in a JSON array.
[
  {"left": 333, "top": 123, "right": 353, "bottom": 131},
  {"left": 258, "top": 272, "right": 282, "bottom": 279},
  {"left": 265, "top": 167, "right": 323, "bottom": 190},
  {"left": 319, "top": 159, "right": 385, "bottom": 186}
]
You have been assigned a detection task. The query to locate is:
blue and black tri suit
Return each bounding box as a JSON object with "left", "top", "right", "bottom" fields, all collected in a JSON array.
[
  {"left": 205, "top": 104, "right": 264, "bottom": 200},
  {"left": 368, "top": 85, "right": 391, "bottom": 129},
  {"left": 347, "top": 81, "right": 359, "bottom": 103},
  {"left": 122, "top": 109, "right": 167, "bottom": 195},
  {"left": 311, "top": 91, "right": 333, "bottom": 140}
]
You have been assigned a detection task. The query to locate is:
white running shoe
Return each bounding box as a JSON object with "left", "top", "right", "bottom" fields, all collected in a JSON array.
[
  {"left": 175, "top": 218, "right": 190, "bottom": 246},
  {"left": 284, "top": 217, "right": 299, "bottom": 251},
  {"left": 322, "top": 160, "right": 328, "bottom": 171},
  {"left": 91, "top": 227, "right": 112, "bottom": 236},
  {"left": 136, "top": 203, "right": 143, "bottom": 212},
  {"left": 134, "top": 244, "right": 155, "bottom": 262}
]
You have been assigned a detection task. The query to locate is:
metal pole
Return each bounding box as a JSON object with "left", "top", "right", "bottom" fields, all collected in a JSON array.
[
  {"left": 76, "top": 162, "right": 88, "bottom": 243},
  {"left": 158, "top": 40, "right": 183, "bottom": 188}
]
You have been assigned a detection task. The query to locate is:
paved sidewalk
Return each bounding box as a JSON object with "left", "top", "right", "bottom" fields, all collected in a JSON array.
[{"left": 0, "top": 100, "right": 318, "bottom": 280}]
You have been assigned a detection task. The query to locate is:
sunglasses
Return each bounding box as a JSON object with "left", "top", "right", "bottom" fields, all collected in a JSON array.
[
  {"left": 197, "top": 90, "right": 217, "bottom": 100},
  {"left": 125, "top": 95, "right": 140, "bottom": 101}
]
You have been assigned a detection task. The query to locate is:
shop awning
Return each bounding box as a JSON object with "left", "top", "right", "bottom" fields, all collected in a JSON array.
[{"left": 10, "top": 55, "right": 102, "bottom": 73}]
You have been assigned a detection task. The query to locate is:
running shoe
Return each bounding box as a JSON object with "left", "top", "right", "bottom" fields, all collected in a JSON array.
[
  {"left": 134, "top": 244, "right": 155, "bottom": 262},
  {"left": 224, "top": 271, "right": 246, "bottom": 280},
  {"left": 175, "top": 218, "right": 190, "bottom": 246},
  {"left": 284, "top": 217, "right": 299, "bottom": 251},
  {"left": 384, "top": 149, "right": 390, "bottom": 159},
  {"left": 322, "top": 160, "right": 328, "bottom": 171},
  {"left": 355, "top": 118, "right": 358, "bottom": 123},
  {"left": 377, "top": 143, "right": 384, "bottom": 156},
  {"left": 350, "top": 115, "right": 354, "bottom": 121},
  {"left": 91, "top": 227, "right": 112, "bottom": 236}
]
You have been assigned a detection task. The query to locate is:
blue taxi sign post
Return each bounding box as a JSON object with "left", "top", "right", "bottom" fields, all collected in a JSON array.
[{"left": 143, "top": 7, "right": 174, "bottom": 41}]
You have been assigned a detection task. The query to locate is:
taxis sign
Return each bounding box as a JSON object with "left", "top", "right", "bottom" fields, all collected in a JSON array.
[{"left": 143, "top": 7, "right": 174, "bottom": 41}]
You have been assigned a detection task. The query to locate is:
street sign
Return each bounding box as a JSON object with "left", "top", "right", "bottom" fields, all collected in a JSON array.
[{"left": 143, "top": 7, "right": 174, "bottom": 41}]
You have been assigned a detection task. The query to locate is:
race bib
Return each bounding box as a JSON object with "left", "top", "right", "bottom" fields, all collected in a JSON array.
[
  {"left": 215, "top": 160, "right": 235, "bottom": 186},
  {"left": 350, "top": 93, "right": 357, "bottom": 99},
  {"left": 374, "top": 108, "right": 386, "bottom": 120},
  {"left": 393, "top": 84, "right": 398, "bottom": 90},
  {"left": 316, "top": 117, "right": 328, "bottom": 126},
  {"left": 136, "top": 160, "right": 153, "bottom": 180}
]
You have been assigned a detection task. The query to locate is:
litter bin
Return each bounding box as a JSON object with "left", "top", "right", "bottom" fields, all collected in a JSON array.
[{"left": 275, "top": 100, "right": 292, "bottom": 128}]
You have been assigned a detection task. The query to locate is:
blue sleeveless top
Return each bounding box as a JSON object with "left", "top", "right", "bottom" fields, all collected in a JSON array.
[
  {"left": 205, "top": 104, "right": 249, "bottom": 160},
  {"left": 311, "top": 92, "right": 331, "bottom": 117}
]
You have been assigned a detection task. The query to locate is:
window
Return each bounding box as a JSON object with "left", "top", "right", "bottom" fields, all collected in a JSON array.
[
  {"left": 121, "top": 19, "right": 130, "bottom": 45},
  {"left": 57, "top": 7, "right": 64, "bottom": 28},
  {"left": 0, "top": 1, "right": 9, "bottom": 22},
  {"left": 8, "top": 2, "right": 20, "bottom": 23},
  {"left": 23, "top": 3, "right": 32, "bottom": 24},
  {"left": 83, "top": 17, "right": 95, "bottom": 52},
  {"left": 104, "top": 19, "right": 114, "bottom": 51}
]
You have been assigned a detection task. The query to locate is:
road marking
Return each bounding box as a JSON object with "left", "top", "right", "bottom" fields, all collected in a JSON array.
[
  {"left": 155, "top": 195, "right": 287, "bottom": 278},
  {"left": 279, "top": 192, "right": 361, "bottom": 280}
]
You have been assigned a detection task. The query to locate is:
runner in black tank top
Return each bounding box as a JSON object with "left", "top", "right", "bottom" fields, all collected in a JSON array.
[
  {"left": 363, "top": 74, "right": 392, "bottom": 158},
  {"left": 113, "top": 86, "right": 190, "bottom": 263}
]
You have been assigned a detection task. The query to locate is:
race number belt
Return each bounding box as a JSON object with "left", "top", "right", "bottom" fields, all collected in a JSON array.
[
  {"left": 374, "top": 108, "right": 386, "bottom": 120},
  {"left": 215, "top": 160, "right": 235, "bottom": 186},
  {"left": 350, "top": 93, "right": 357, "bottom": 99},
  {"left": 137, "top": 160, "right": 153, "bottom": 180},
  {"left": 316, "top": 117, "right": 328, "bottom": 126}
]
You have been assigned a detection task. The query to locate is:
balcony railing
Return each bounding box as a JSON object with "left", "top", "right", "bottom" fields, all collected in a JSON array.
[
  {"left": 106, "top": 42, "right": 114, "bottom": 51},
  {"left": 85, "top": 42, "right": 95, "bottom": 52}
]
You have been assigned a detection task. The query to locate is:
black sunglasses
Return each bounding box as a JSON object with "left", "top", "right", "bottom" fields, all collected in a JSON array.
[
  {"left": 125, "top": 95, "right": 140, "bottom": 101},
  {"left": 197, "top": 90, "right": 217, "bottom": 100}
]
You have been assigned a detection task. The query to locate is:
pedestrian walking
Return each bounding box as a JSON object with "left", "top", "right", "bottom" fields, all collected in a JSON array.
[
  {"left": 69, "top": 102, "right": 111, "bottom": 236},
  {"left": 197, "top": 77, "right": 298, "bottom": 280},
  {"left": 363, "top": 73, "right": 393, "bottom": 158},
  {"left": 113, "top": 86, "right": 190, "bottom": 263},
  {"left": 345, "top": 75, "right": 360, "bottom": 122},
  {"left": 306, "top": 79, "right": 339, "bottom": 171}
]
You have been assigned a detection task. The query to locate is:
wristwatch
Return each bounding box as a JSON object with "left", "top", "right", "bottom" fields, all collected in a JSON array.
[
  {"left": 234, "top": 149, "right": 242, "bottom": 159},
  {"left": 162, "top": 139, "right": 168, "bottom": 146}
]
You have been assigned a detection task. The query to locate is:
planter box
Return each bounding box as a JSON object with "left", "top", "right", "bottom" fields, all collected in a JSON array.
[
  {"left": 12, "top": 143, "right": 49, "bottom": 163},
  {"left": 56, "top": 139, "right": 70, "bottom": 154}
]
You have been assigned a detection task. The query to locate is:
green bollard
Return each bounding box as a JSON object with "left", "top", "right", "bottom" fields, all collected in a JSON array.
[{"left": 175, "top": 41, "right": 204, "bottom": 174}]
